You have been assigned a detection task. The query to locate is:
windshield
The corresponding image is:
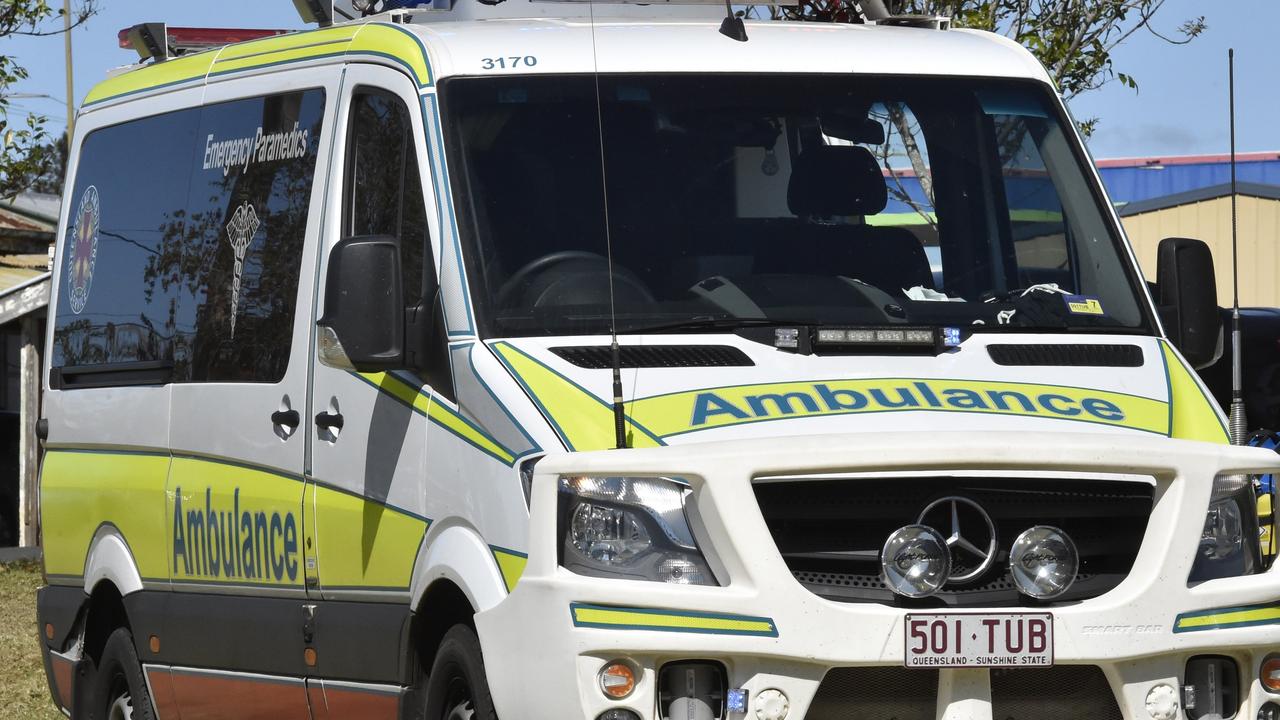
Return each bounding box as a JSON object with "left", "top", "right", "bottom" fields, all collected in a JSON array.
[{"left": 441, "top": 74, "right": 1151, "bottom": 338}]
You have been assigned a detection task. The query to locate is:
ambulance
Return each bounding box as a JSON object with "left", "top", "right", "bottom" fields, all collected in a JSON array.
[{"left": 33, "top": 1, "right": 1280, "bottom": 718}]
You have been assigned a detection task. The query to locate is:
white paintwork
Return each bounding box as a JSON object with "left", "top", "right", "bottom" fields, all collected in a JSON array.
[
  {"left": 411, "top": 522, "right": 509, "bottom": 613},
  {"left": 47, "top": 10, "right": 1272, "bottom": 720},
  {"left": 84, "top": 528, "right": 144, "bottom": 597},
  {"left": 412, "top": 18, "right": 1049, "bottom": 85},
  {"left": 478, "top": 433, "right": 1280, "bottom": 719}
]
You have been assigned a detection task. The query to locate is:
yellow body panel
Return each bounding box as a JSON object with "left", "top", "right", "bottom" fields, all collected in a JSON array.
[
  {"left": 167, "top": 456, "right": 305, "bottom": 588},
  {"left": 1161, "top": 341, "right": 1231, "bottom": 444},
  {"left": 84, "top": 22, "right": 432, "bottom": 108},
  {"left": 41, "top": 450, "right": 171, "bottom": 581},
  {"left": 310, "top": 484, "right": 427, "bottom": 592}
]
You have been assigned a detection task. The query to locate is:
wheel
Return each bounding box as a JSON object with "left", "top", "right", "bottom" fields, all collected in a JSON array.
[
  {"left": 86, "top": 627, "right": 155, "bottom": 720},
  {"left": 422, "top": 625, "right": 499, "bottom": 720}
]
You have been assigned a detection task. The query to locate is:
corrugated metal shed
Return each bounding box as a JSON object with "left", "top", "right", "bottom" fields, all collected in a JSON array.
[{"left": 1120, "top": 183, "right": 1280, "bottom": 308}]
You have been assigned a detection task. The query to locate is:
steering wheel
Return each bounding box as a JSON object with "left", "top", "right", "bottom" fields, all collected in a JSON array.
[{"left": 496, "top": 251, "right": 656, "bottom": 309}]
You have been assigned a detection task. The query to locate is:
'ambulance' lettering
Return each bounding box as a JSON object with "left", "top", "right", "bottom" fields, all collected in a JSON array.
[{"left": 172, "top": 487, "right": 299, "bottom": 583}]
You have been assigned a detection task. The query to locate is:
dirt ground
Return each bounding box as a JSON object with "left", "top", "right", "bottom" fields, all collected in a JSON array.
[{"left": 0, "top": 561, "right": 61, "bottom": 720}]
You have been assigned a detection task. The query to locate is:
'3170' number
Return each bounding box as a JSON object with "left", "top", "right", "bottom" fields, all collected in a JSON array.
[{"left": 482, "top": 56, "right": 538, "bottom": 70}]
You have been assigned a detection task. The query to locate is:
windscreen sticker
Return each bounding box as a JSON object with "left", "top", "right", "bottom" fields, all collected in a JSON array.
[
  {"left": 1064, "top": 294, "right": 1106, "bottom": 316},
  {"left": 66, "top": 185, "right": 100, "bottom": 315},
  {"left": 225, "top": 202, "right": 260, "bottom": 338}
]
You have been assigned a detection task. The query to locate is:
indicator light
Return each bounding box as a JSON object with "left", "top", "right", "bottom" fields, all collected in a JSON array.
[
  {"left": 1261, "top": 655, "right": 1280, "bottom": 693},
  {"left": 599, "top": 660, "right": 637, "bottom": 699}
]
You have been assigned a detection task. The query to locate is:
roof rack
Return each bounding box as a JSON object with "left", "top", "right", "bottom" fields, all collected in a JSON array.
[
  {"left": 851, "top": 0, "right": 950, "bottom": 29},
  {"left": 118, "top": 23, "right": 291, "bottom": 63},
  {"left": 286, "top": 0, "right": 940, "bottom": 26}
]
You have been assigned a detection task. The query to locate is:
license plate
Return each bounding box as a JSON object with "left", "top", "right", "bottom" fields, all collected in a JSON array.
[{"left": 903, "top": 613, "right": 1053, "bottom": 668}]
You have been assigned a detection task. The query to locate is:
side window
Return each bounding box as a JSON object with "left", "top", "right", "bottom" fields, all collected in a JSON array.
[
  {"left": 344, "top": 89, "right": 428, "bottom": 303},
  {"left": 994, "top": 113, "right": 1073, "bottom": 288},
  {"left": 344, "top": 88, "right": 448, "bottom": 393},
  {"left": 52, "top": 91, "right": 325, "bottom": 386},
  {"left": 52, "top": 108, "right": 199, "bottom": 372},
  {"left": 181, "top": 90, "right": 326, "bottom": 383}
]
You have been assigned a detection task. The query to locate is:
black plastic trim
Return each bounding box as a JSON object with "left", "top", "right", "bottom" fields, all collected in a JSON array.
[
  {"left": 550, "top": 345, "right": 754, "bottom": 369},
  {"left": 987, "top": 344, "right": 1145, "bottom": 367},
  {"left": 120, "top": 590, "right": 409, "bottom": 684},
  {"left": 50, "top": 361, "right": 174, "bottom": 390},
  {"left": 37, "top": 584, "right": 88, "bottom": 652}
]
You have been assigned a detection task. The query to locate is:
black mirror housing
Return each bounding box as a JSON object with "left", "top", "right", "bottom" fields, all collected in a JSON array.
[
  {"left": 1156, "top": 237, "right": 1221, "bottom": 369},
  {"left": 318, "top": 235, "right": 405, "bottom": 371}
]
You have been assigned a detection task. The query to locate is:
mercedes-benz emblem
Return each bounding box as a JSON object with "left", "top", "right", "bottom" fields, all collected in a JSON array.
[{"left": 917, "top": 496, "right": 998, "bottom": 584}]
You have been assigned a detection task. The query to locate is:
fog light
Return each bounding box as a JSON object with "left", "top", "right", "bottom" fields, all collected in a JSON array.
[
  {"left": 755, "top": 689, "right": 789, "bottom": 720},
  {"left": 599, "top": 660, "right": 636, "bottom": 700},
  {"left": 1145, "top": 683, "right": 1179, "bottom": 720},
  {"left": 1263, "top": 655, "right": 1280, "bottom": 693},
  {"left": 1009, "top": 526, "right": 1078, "bottom": 599},
  {"left": 596, "top": 711, "right": 641, "bottom": 720},
  {"left": 881, "top": 525, "right": 950, "bottom": 598},
  {"left": 1260, "top": 701, "right": 1280, "bottom": 720}
]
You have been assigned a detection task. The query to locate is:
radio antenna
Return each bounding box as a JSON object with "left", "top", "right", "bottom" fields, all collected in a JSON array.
[
  {"left": 1228, "top": 48, "right": 1247, "bottom": 445},
  {"left": 588, "top": 2, "right": 630, "bottom": 449}
]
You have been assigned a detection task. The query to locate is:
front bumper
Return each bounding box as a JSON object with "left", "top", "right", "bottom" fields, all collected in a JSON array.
[{"left": 477, "top": 431, "right": 1280, "bottom": 719}]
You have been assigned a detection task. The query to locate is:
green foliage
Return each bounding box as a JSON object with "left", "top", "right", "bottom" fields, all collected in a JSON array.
[
  {"left": 0, "top": 0, "right": 97, "bottom": 199},
  {"left": 771, "top": 0, "right": 1205, "bottom": 134}
]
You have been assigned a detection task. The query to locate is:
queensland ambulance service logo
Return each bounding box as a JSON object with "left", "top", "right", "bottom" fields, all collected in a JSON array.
[
  {"left": 225, "top": 202, "right": 260, "bottom": 337},
  {"left": 66, "top": 185, "right": 100, "bottom": 315}
]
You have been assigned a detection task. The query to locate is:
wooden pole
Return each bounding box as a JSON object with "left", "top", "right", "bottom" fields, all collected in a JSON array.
[
  {"left": 18, "top": 316, "right": 41, "bottom": 547},
  {"left": 64, "top": 0, "right": 75, "bottom": 137}
]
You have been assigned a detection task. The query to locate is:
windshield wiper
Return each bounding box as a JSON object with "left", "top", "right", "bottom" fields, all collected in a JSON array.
[{"left": 615, "top": 316, "right": 820, "bottom": 334}]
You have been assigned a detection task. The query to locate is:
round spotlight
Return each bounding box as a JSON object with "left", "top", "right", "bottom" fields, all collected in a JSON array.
[
  {"left": 1009, "top": 526, "right": 1079, "bottom": 599},
  {"left": 880, "top": 525, "right": 951, "bottom": 598}
]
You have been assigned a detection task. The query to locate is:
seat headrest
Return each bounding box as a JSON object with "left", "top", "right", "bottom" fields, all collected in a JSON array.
[{"left": 787, "top": 145, "right": 888, "bottom": 218}]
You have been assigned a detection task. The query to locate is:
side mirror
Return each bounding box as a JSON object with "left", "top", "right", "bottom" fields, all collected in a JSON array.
[
  {"left": 1156, "top": 237, "right": 1221, "bottom": 369},
  {"left": 317, "top": 235, "right": 404, "bottom": 371}
]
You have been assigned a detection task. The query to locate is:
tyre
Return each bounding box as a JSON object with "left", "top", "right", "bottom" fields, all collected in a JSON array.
[
  {"left": 422, "top": 625, "right": 499, "bottom": 720},
  {"left": 85, "top": 627, "right": 155, "bottom": 720}
]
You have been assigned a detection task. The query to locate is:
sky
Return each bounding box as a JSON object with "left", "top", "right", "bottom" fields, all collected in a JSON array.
[{"left": 4, "top": 0, "right": 1276, "bottom": 161}]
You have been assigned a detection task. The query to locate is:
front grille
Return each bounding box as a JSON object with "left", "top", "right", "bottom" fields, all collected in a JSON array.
[
  {"left": 806, "top": 667, "right": 937, "bottom": 720},
  {"left": 549, "top": 344, "right": 754, "bottom": 369},
  {"left": 805, "top": 665, "right": 1120, "bottom": 720},
  {"left": 755, "top": 476, "right": 1154, "bottom": 608},
  {"left": 987, "top": 343, "right": 1145, "bottom": 367},
  {"left": 991, "top": 665, "right": 1122, "bottom": 719}
]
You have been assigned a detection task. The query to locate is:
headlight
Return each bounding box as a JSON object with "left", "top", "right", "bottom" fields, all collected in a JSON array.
[
  {"left": 559, "top": 476, "right": 718, "bottom": 586},
  {"left": 1189, "top": 474, "right": 1262, "bottom": 583}
]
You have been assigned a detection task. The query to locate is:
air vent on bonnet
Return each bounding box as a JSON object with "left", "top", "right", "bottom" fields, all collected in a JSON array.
[
  {"left": 550, "top": 345, "right": 754, "bottom": 369},
  {"left": 987, "top": 344, "right": 1145, "bottom": 367}
]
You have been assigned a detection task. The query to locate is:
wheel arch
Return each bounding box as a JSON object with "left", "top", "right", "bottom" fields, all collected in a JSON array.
[{"left": 405, "top": 522, "right": 508, "bottom": 679}]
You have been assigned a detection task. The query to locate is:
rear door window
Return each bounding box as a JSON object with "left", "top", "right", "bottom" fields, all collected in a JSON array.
[
  {"left": 52, "top": 90, "right": 325, "bottom": 385},
  {"left": 52, "top": 108, "right": 199, "bottom": 370}
]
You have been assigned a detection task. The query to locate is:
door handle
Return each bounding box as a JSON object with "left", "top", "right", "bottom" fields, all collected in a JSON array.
[
  {"left": 315, "top": 411, "right": 344, "bottom": 431},
  {"left": 271, "top": 409, "right": 301, "bottom": 429}
]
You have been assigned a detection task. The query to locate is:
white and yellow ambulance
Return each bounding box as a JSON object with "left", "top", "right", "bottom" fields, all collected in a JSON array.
[{"left": 34, "top": 2, "right": 1280, "bottom": 719}]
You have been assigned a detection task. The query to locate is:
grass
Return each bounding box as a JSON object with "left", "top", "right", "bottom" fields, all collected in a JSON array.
[{"left": 0, "top": 560, "right": 62, "bottom": 720}]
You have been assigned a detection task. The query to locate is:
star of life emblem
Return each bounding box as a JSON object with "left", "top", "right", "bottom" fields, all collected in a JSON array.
[
  {"left": 225, "top": 202, "right": 260, "bottom": 337},
  {"left": 67, "top": 186, "right": 100, "bottom": 315}
]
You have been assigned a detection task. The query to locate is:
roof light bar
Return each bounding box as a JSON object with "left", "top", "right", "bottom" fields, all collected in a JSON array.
[{"left": 118, "top": 24, "right": 290, "bottom": 62}]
